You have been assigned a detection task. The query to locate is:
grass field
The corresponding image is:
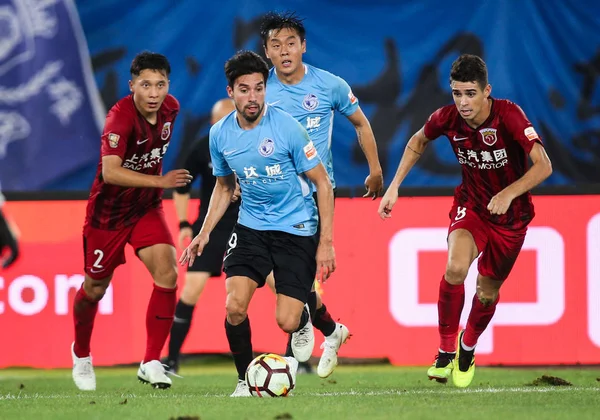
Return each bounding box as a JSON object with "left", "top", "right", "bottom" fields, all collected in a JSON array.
[{"left": 1, "top": 361, "right": 599, "bottom": 420}]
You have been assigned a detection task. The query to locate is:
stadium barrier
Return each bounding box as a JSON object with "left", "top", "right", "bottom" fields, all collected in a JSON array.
[{"left": 1, "top": 196, "right": 599, "bottom": 367}]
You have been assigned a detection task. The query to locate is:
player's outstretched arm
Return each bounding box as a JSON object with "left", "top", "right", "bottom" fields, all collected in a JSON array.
[
  {"left": 378, "top": 127, "right": 432, "bottom": 219},
  {"left": 487, "top": 143, "right": 552, "bottom": 215},
  {"left": 198, "top": 173, "right": 236, "bottom": 236},
  {"left": 347, "top": 108, "right": 384, "bottom": 198},
  {"left": 305, "top": 163, "right": 336, "bottom": 282},
  {"left": 179, "top": 173, "right": 236, "bottom": 267},
  {"left": 102, "top": 155, "right": 192, "bottom": 189},
  {"left": 173, "top": 191, "right": 193, "bottom": 249}
]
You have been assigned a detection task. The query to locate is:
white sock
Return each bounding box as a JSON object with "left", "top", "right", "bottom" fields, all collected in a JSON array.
[
  {"left": 438, "top": 348, "right": 456, "bottom": 355},
  {"left": 461, "top": 337, "right": 476, "bottom": 352}
]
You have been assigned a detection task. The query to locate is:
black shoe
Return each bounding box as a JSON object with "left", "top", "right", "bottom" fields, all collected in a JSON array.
[
  {"left": 297, "top": 361, "right": 314, "bottom": 375},
  {"left": 435, "top": 351, "right": 456, "bottom": 368},
  {"left": 162, "top": 358, "right": 179, "bottom": 374},
  {"left": 457, "top": 335, "right": 475, "bottom": 373}
]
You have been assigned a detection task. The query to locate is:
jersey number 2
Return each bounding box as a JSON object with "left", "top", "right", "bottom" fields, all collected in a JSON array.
[{"left": 93, "top": 249, "right": 104, "bottom": 269}]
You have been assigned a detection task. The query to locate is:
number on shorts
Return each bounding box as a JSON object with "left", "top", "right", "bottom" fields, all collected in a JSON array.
[
  {"left": 93, "top": 249, "right": 104, "bottom": 269},
  {"left": 455, "top": 206, "right": 467, "bottom": 221}
]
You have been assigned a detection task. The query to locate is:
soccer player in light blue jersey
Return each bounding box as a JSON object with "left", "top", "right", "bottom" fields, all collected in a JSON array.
[
  {"left": 259, "top": 11, "right": 384, "bottom": 378},
  {"left": 180, "top": 51, "right": 336, "bottom": 397}
]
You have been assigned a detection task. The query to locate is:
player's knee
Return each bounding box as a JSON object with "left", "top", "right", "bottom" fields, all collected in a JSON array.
[
  {"left": 180, "top": 284, "right": 201, "bottom": 305},
  {"left": 476, "top": 288, "right": 498, "bottom": 307},
  {"left": 444, "top": 263, "right": 469, "bottom": 285},
  {"left": 225, "top": 295, "right": 248, "bottom": 325},
  {"left": 152, "top": 264, "right": 178, "bottom": 288},
  {"left": 276, "top": 313, "right": 299, "bottom": 334},
  {"left": 83, "top": 278, "right": 110, "bottom": 302}
]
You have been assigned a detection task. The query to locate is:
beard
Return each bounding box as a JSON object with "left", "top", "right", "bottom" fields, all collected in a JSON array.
[{"left": 237, "top": 102, "right": 264, "bottom": 123}]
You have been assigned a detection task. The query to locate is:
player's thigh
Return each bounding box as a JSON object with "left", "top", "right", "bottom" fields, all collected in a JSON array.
[
  {"left": 265, "top": 272, "right": 277, "bottom": 294},
  {"left": 137, "top": 243, "right": 177, "bottom": 287},
  {"left": 271, "top": 232, "right": 318, "bottom": 305},
  {"left": 446, "top": 206, "right": 486, "bottom": 283},
  {"left": 223, "top": 224, "right": 273, "bottom": 289},
  {"left": 180, "top": 271, "right": 211, "bottom": 305},
  {"left": 130, "top": 207, "right": 177, "bottom": 286},
  {"left": 82, "top": 224, "right": 130, "bottom": 280},
  {"left": 275, "top": 293, "right": 306, "bottom": 332},
  {"left": 129, "top": 206, "right": 175, "bottom": 251},
  {"left": 478, "top": 225, "right": 527, "bottom": 281}
]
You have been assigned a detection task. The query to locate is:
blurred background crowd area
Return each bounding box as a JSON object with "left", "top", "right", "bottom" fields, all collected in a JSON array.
[{"left": 1, "top": 0, "right": 599, "bottom": 196}]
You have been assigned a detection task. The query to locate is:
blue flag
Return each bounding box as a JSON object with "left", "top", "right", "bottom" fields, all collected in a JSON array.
[{"left": 0, "top": 0, "right": 104, "bottom": 190}]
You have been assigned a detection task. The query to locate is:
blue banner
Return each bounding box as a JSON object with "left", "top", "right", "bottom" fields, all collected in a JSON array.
[
  {"left": 7, "top": 0, "right": 600, "bottom": 191},
  {"left": 0, "top": 0, "right": 104, "bottom": 191}
]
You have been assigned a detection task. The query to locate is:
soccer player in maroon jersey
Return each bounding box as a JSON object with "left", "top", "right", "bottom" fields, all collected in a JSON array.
[
  {"left": 378, "top": 54, "right": 552, "bottom": 388},
  {"left": 71, "top": 52, "right": 192, "bottom": 391}
]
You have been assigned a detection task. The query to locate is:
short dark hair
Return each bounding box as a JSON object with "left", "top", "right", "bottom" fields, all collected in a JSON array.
[
  {"left": 130, "top": 51, "right": 171, "bottom": 77},
  {"left": 449, "top": 54, "right": 488, "bottom": 90},
  {"left": 224, "top": 50, "right": 270, "bottom": 88},
  {"left": 260, "top": 11, "right": 306, "bottom": 46}
]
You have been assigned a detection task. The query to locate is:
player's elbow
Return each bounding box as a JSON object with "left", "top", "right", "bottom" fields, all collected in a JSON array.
[
  {"left": 315, "top": 176, "right": 333, "bottom": 194},
  {"left": 102, "top": 166, "right": 117, "bottom": 185},
  {"left": 539, "top": 156, "right": 553, "bottom": 181}
]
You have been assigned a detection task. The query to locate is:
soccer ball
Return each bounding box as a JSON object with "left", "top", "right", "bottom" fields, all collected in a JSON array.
[{"left": 245, "top": 353, "right": 295, "bottom": 397}]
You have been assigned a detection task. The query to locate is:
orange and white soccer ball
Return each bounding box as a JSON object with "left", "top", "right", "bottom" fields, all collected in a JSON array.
[{"left": 245, "top": 353, "right": 295, "bottom": 397}]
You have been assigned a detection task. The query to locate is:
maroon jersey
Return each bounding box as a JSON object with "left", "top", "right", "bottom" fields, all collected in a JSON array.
[
  {"left": 424, "top": 98, "right": 543, "bottom": 229},
  {"left": 85, "top": 94, "right": 180, "bottom": 230}
]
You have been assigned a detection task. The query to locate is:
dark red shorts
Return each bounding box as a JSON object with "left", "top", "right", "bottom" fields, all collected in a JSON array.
[
  {"left": 83, "top": 207, "right": 174, "bottom": 279},
  {"left": 448, "top": 205, "right": 527, "bottom": 281}
]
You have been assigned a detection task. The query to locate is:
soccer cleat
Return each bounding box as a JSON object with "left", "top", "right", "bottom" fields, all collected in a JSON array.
[
  {"left": 317, "top": 323, "right": 350, "bottom": 378},
  {"left": 427, "top": 351, "right": 455, "bottom": 383},
  {"left": 230, "top": 379, "right": 251, "bottom": 397},
  {"left": 283, "top": 356, "right": 299, "bottom": 395},
  {"left": 452, "top": 330, "right": 476, "bottom": 388},
  {"left": 291, "top": 305, "right": 315, "bottom": 362},
  {"left": 162, "top": 358, "right": 179, "bottom": 375},
  {"left": 137, "top": 360, "right": 173, "bottom": 389},
  {"left": 71, "top": 342, "right": 96, "bottom": 391},
  {"left": 297, "top": 361, "right": 314, "bottom": 375}
]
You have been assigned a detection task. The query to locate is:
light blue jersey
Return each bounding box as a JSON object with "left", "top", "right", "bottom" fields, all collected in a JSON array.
[
  {"left": 210, "top": 105, "right": 321, "bottom": 236},
  {"left": 266, "top": 64, "right": 359, "bottom": 188}
]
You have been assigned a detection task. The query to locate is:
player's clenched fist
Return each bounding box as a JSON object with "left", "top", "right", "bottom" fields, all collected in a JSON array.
[
  {"left": 363, "top": 171, "right": 384, "bottom": 200},
  {"left": 487, "top": 190, "right": 514, "bottom": 215},
  {"left": 160, "top": 169, "right": 193, "bottom": 188},
  {"left": 179, "top": 231, "right": 210, "bottom": 267},
  {"left": 378, "top": 188, "right": 398, "bottom": 220}
]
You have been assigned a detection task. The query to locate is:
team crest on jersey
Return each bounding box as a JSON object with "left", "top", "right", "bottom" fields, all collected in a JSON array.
[
  {"left": 480, "top": 128, "right": 497, "bottom": 146},
  {"left": 258, "top": 137, "right": 275, "bottom": 157},
  {"left": 302, "top": 93, "right": 319, "bottom": 111},
  {"left": 108, "top": 133, "right": 120, "bottom": 148},
  {"left": 161, "top": 122, "right": 172, "bottom": 141}
]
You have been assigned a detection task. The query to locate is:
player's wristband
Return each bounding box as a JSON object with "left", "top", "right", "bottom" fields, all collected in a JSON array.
[{"left": 179, "top": 221, "right": 192, "bottom": 230}]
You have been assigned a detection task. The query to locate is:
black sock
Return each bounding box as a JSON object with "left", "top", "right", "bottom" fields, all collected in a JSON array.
[
  {"left": 225, "top": 317, "right": 253, "bottom": 381},
  {"left": 167, "top": 300, "right": 195, "bottom": 363},
  {"left": 313, "top": 304, "right": 337, "bottom": 336},
  {"left": 284, "top": 307, "right": 310, "bottom": 357},
  {"left": 307, "top": 291, "right": 317, "bottom": 321}
]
